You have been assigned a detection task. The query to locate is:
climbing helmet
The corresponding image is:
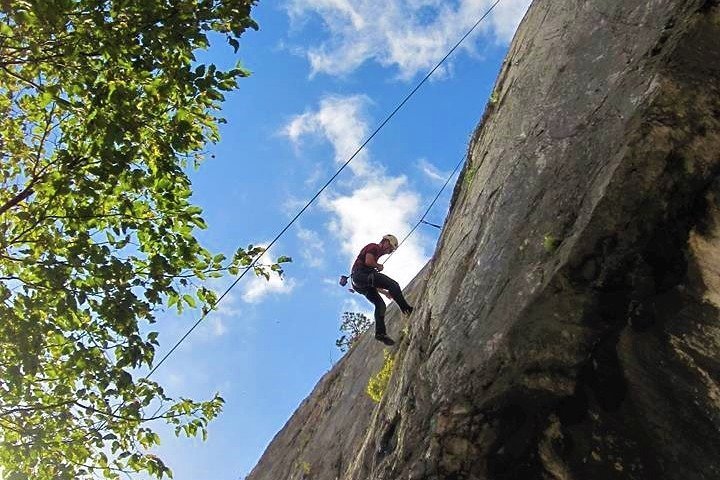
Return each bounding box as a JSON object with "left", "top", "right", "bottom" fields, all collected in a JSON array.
[{"left": 382, "top": 234, "right": 399, "bottom": 251}]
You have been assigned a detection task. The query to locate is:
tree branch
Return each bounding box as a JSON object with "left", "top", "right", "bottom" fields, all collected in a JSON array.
[
  {"left": 74, "top": 400, "right": 196, "bottom": 422},
  {"left": 0, "top": 399, "right": 75, "bottom": 418},
  {"left": 0, "top": 64, "right": 45, "bottom": 91},
  {"left": 0, "top": 186, "right": 35, "bottom": 217}
]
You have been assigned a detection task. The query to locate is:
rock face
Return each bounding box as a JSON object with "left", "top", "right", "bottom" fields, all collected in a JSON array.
[{"left": 247, "top": 1, "right": 720, "bottom": 479}]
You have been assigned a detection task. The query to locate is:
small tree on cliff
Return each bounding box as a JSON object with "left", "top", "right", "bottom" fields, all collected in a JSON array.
[
  {"left": 0, "top": 1, "right": 288, "bottom": 478},
  {"left": 336, "top": 311, "right": 373, "bottom": 352}
]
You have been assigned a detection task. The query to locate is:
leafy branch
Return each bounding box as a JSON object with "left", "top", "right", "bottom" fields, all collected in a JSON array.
[{"left": 0, "top": 1, "right": 264, "bottom": 479}]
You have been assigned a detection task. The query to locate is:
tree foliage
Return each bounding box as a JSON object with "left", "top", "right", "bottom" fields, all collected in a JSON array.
[
  {"left": 335, "top": 311, "right": 372, "bottom": 353},
  {"left": 0, "top": 1, "right": 288, "bottom": 478}
]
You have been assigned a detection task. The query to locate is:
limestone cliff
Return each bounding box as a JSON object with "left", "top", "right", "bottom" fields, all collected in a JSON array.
[{"left": 247, "top": 0, "right": 720, "bottom": 478}]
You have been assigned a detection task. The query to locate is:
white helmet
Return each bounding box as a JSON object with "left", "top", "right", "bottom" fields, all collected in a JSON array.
[{"left": 382, "top": 234, "right": 399, "bottom": 250}]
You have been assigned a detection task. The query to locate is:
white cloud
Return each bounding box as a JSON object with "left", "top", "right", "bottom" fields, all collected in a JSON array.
[
  {"left": 241, "top": 246, "right": 298, "bottom": 303},
  {"left": 282, "top": 95, "right": 373, "bottom": 176},
  {"left": 417, "top": 158, "right": 449, "bottom": 183},
  {"left": 285, "top": 0, "right": 532, "bottom": 79},
  {"left": 304, "top": 162, "right": 325, "bottom": 188},
  {"left": 209, "top": 315, "right": 227, "bottom": 336},
  {"left": 296, "top": 227, "right": 325, "bottom": 268},
  {"left": 166, "top": 372, "right": 186, "bottom": 390},
  {"left": 243, "top": 274, "right": 297, "bottom": 304},
  {"left": 282, "top": 95, "right": 430, "bottom": 288}
]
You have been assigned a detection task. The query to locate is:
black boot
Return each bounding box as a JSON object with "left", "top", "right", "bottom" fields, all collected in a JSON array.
[{"left": 374, "top": 333, "right": 395, "bottom": 346}]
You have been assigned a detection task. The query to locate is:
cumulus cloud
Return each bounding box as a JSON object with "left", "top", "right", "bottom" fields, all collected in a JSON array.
[
  {"left": 284, "top": 0, "right": 532, "bottom": 79},
  {"left": 241, "top": 246, "right": 298, "bottom": 303},
  {"left": 282, "top": 95, "right": 372, "bottom": 176},
  {"left": 282, "top": 95, "right": 430, "bottom": 287}
]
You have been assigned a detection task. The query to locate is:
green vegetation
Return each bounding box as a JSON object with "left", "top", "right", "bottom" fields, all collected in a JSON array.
[
  {"left": 543, "top": 233, "right": 561, "bottom": 252},
  {"left": 463, "top": 165, "right": 479, "bottom": 189},
  {"left": 0, "top": 1, "right": 291, "bottom": 478},
  {"left": 298, "top": 460, "right": 311, "bottom": 479},
  {"left": 489, "top": 90, "right": 499, "bottom": 105},
  {"left": 367, "top": 350, "right": 395, "bottom": 403},
  {"left": 336, "top": 311, "right": 372, "bottom": 352}
]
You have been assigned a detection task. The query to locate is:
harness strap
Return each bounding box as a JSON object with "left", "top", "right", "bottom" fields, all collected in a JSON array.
[{"left": 351, "top": 271, "right": 375, "bottom": 292}]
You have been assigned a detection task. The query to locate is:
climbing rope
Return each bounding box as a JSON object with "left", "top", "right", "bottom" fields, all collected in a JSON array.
[
  {"left": 147, "top": 0, "right": 502, "bottom": 378},
  {"left": 420, "top": 220, "right": 442, "bottom": 229}
]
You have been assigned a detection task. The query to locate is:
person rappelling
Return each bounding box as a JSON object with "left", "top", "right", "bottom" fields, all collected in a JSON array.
[{"left": 347, "top": 234, "right": 414, "bottom": 346}]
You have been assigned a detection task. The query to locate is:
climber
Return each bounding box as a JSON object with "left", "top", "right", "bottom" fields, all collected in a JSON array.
[{"left": 350, "top": 234, "right": 414, "bottom": 346}]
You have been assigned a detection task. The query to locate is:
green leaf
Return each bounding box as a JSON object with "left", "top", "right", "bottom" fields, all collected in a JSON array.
[
  {"left": 183, "top": 294, "right": 196, "bottom": 308},
  {"left": 228, "top": 37, "right": 240, "bottom": 53}
]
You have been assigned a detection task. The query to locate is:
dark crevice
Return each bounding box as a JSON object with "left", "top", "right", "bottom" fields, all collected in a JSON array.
[
  {"left": 627, "top": 298, "right": 656, "bottom": 331},
  {"left": 556, "top": 330, "right": 626, "bottom": 434},
  {"left": 587, "top": 332, "right": 627, "bottom": 411},
  {"left": 377, "top": 414, "right": 400, "bottom": 457},
  {"left": 486, "top": 401, "right": 545, "bottom": 480},
  {"left": 557, "top": 386, "right": 588, "bottom": 426},
  {"left": 699, "top": 0, "right": 720, "bottom": 13}
]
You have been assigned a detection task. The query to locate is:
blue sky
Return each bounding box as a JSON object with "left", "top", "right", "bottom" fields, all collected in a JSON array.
[{"left": 142, "top": 0, "right": 531, "bottom": 478}]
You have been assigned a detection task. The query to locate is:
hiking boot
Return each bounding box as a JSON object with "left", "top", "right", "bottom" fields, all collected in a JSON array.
[
  {"left": 374, "top": 333, "right": 395, "bottom": 346},
  {"left": 401, "top": 305, "right": 414, "bottom": 316}
]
